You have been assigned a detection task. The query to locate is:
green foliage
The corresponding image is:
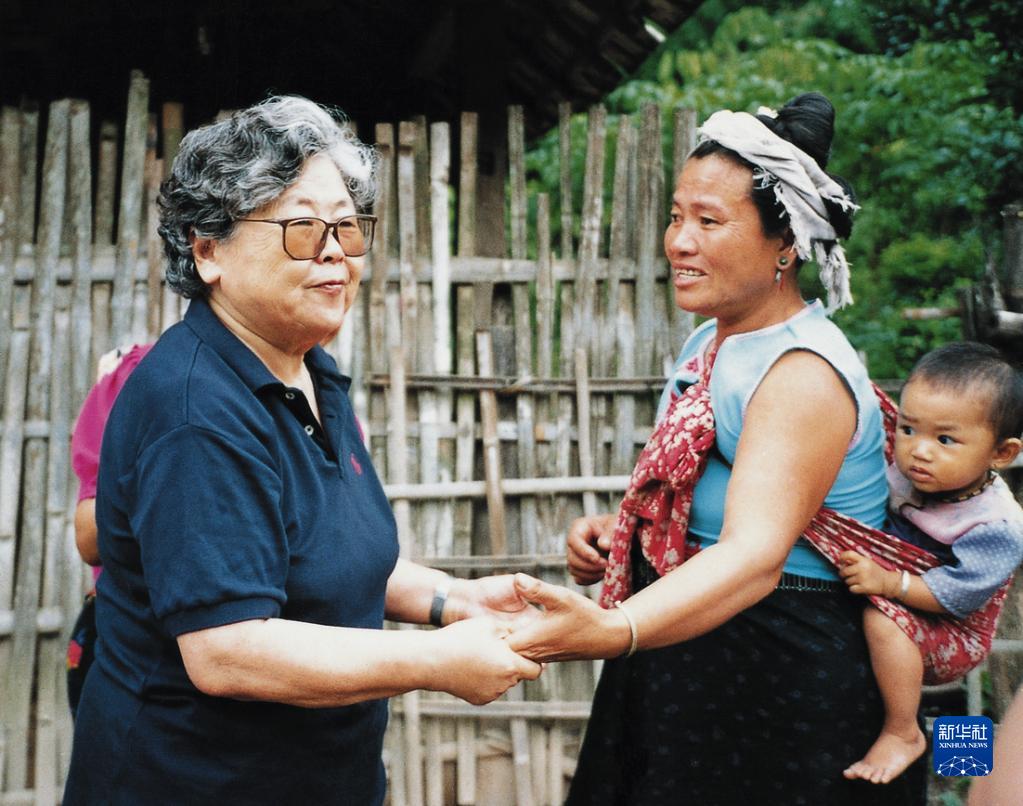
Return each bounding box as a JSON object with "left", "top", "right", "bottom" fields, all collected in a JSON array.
[{"left": 523, "top": 1, "right": 1022, "bottom": 378}]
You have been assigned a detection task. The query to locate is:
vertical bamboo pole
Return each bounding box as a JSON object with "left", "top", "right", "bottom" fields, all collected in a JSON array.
[
  {"left": 534, "top": 194, "right": 557, "bottom": 544},
  {"left": 574, "top": 348, "right": 598, "bottom": 519},
  {"left": 603, "top": 116, "right": 633, "bottom": 381},
  {"left": 476, "top": 331, "right": 507, "bottom": 555},
  {"left": 397, "top": 121, "right": 419, "bottom": 370},
  {"left": 68, "top": 101, "right": 94, "bottom": 418},
  {"left": 94, "top": 121, "right": 119, "bottom": 247},
  {"left": 5, "top": 97, "right": 69, "bottom": 792},
  {"left": 508, "top": 105, "right": 545, "bottom": 802},
  {"left": 575, "top": 106, "right": 607, "bottom": 500},
  {"left": 573, "top": 105, "right": 606, "bottom": 359},
  {"left": 556, "top": 104, "right": 579, "bottom": 531},
  {"left": 476, "top": 330, "right": 533, "bottom": 805},
  {"left": 144, "top": 118, "right": 164, "bottom": 340},
  {"left": 453, "top": 291, "right": 477, "bottom": 804},
  {"left": 111, "top": 71, "right": 149, "bottom": 346},
  {"left": 37, "top": 296, "right": 73, "bottom": 801},
  {"left": 558, "top": 102, "right": 574, "bottom": 262},
  {"left": 508, "top": 106, "right": 537, "bottom": 556},
  {"left": 555, "top": 282, "right": 576, "bottom": 528},
  {"left": 16, "top": 103, "right": 38, "bottom": 248},
  {"left": 455, "top": 111, "right": 478, "bottom": 558},
  {"left": 635, "top": 103, "right": 660, "bottom": 376},
  {"left": 369, "top": 123, "right": 395, "bottom": 471},
  {"left": 429, "top": 122, "right": 455, "bottom": 558},
  {"left": 669, "top": 108, "right": 697, "bottom": 355},
  {"left": 0, "top": 112, "right": 21, "bottom": 679},
  {"left": 613, "top": 284, "right": 638, "bottom": 475},
  {"left": 389, "top": 343, "right": 424, "bottom": 806},
  {"left": 0, "top": 331, "right": 29, "bottom": 741},
  {"left": 0, "top": 107, "right": 21, "bottom": 385}
]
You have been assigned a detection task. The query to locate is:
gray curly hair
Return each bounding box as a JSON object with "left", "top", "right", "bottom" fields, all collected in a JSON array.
[{"left": 158, "top": 95, "right": 377, "bottom": 298}]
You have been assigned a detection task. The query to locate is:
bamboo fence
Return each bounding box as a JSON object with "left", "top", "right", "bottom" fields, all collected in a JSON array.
[{"left": 0, "top": 70, "right": 1020, "bottom": 805}]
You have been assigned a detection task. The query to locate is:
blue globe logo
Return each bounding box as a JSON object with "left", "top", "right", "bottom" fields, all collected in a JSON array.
[{"left": 936, "top": 756, "right": 991, "bottom": 777}]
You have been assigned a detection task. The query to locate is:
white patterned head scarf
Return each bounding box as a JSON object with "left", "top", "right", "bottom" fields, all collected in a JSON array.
[{"left": 696, "top": 109, "right": 859, "bottom": 312}]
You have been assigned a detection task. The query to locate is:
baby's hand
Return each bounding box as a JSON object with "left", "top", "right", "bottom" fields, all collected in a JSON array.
[{"left": 838, "top": 550, "right": 891, "bottom": 597}]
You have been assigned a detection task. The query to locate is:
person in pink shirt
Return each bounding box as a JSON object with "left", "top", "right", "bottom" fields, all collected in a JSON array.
[{"left": 67, "top": 343, "right": 153, "bottom": 715}]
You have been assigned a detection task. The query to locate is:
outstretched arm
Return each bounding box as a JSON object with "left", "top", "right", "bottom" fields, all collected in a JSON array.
[{"left": 510, "top": 350, "right": 858, "bottom": 661}]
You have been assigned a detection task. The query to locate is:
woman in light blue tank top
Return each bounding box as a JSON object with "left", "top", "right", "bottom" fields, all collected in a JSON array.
[{"left": 509, "top": 93, "right": 925, "bottom": 805}]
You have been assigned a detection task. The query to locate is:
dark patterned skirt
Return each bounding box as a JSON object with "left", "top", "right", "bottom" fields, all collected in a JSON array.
[{"left": 566, "top": 577, "right": 927, "bottom": 806}]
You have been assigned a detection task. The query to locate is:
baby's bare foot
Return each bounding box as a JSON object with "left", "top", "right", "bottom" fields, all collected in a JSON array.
[{"left": 843, "top": 728, "right": 927, "bottom": 784}]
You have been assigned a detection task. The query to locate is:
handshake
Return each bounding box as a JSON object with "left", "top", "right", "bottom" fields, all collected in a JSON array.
[{"left": 430, "top": 514, "right": 630, "bottom": 706}]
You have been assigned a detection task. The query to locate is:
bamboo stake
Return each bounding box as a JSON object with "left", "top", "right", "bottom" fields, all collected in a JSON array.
[
  {"left": 36, "top": 299, "right": 72, "bottom": 801},
  {"left": 558, "top": 102, "right": 574, "bottom": 262},
  {"left": 398, "top": 121, "right": 419, "bottom": 370},
  {"left": 635, "top": 103, "right": 660, "bottom": 376},
  {"left": 369, "top": 123, "right": 395, "bottom": 470},
  {"left": 16, "top": 103, "right": 38, "bottom": 249},
  {"left": 144, "top": 120, "right": 164, "bottom": 340},
  {"left": 68, "top": 100, "right": 94, "bottom": 414},
  {"left": 508, "top": 106, "right": 537, "bottom": 556},
  {"left": 425, "top": 716, "right": 444, "bottom": 806},
  {"left": 574, "top": 349, "right": 598, "bottom": 519},
  {"left": 429, "top": 121, "right": 455, "bottom": 558},
  {"left": 0, "top": 331, "right": 29, "bottom": 756},
  {"left": 603, "top": 116, "right": 633, "bottom": 380},
  {"left": 613, "top": 284, "right": 639, "bottom": 475},
  {"left": 534, "top": 193, "right": 558, "bottom": 546},
  {"left": 475, "top": 331, "right": 507, "bottom": 554},
  {"left": 573, "top": 105, "right": 606, "bottom": 359},
  {"left": 388, "top": 344, "right": 424, "bottom": 806},
  {"left": 111, "top": 70, "right": 149, "bottom": 346},
  {"left": 94, "top": 121, "right": 119, "bottom": 247},
  {"left": 668, "top": 107, "right": 698, "bottom": 358},
  {"left": 0, "top": 107, "right": 21, "bottom": 386}
]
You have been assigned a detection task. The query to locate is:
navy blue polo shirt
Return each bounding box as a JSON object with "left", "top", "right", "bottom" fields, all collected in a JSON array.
[{"left": 64, "top": 296, "right": 399, "bottom": 806}]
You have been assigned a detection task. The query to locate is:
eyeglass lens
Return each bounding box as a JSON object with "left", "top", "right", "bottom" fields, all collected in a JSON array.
[{"left": 284, "top": 217, "right": 374, "bottom": 259}]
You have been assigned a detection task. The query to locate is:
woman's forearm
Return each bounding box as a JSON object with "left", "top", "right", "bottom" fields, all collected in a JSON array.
[
  {"left": 178, "top": 616, "right": 535, "bottom": 708},
  {"left": 384, "top": 558, "right": 450, "bottom": 624},
  {"left": 623, "top": 540, "right": 782, "bottom": 651}
]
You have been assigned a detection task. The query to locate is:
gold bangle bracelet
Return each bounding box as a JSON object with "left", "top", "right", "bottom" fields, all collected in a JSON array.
[{"left": 614, "top": 600, "right": 639, "bottom": 657}]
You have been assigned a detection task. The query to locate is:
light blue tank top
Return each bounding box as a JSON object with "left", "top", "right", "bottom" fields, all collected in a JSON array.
[{"left": 657, "top": 301, "right": 888, "bottom": 580}]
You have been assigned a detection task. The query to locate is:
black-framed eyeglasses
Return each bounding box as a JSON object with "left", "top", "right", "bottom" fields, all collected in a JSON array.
[{"left": 236, "top": 214, "right": 378, "bottom": 259}]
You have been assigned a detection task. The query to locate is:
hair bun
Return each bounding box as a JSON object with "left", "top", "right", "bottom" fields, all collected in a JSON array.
[{"left": 762, "top": 92, "right": 836, "bottom": 170}]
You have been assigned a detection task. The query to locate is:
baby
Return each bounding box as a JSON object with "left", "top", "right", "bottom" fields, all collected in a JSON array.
[{"left": 839, "top": 341, "right": 1023, "bottom": 784}]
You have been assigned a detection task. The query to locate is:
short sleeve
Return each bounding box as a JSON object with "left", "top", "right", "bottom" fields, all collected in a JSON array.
[
  {"left": 130, "top": 424, "right": 288, "bottom": 636},
  {"left": 71, "top": 344, "right": 152, "bottom": 501},
  {"left": 921, "top": 521, "right": 1023, "bottom": 618}
]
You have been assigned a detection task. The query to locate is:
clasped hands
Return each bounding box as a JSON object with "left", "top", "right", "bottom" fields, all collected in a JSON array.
[{"left": 449, "top": 514, "right": 629, "bottom": 706}]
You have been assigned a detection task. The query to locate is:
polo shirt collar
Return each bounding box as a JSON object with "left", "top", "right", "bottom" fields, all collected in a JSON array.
[{"left": 183, "top": 296, "right": 352, "bottom": 393}]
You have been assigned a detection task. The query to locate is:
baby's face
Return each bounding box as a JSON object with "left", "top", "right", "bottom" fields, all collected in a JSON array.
[{"left": 894, "top": 379, "right": 999, "bottom": 498}]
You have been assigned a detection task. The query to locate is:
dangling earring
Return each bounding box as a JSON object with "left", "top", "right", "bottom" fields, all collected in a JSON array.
[{"left": 775, "top": 256, "right": 788, "bottom": 285}]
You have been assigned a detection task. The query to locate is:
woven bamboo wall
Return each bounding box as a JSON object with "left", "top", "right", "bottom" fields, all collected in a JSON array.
[{"left": 1, "top": 70, "right": 1020, "bottom": 806}]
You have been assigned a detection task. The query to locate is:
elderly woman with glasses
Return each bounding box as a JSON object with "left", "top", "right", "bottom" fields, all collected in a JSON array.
[{"left": 63, "top": 96, "right": 541, "bottom": 806}]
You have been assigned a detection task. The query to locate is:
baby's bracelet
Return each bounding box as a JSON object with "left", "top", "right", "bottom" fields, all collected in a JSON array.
[
  {"left": 614, "top": 600, "right": 639, "bottom": 657},
  {"left": 898, "top": 570, "right": 911, "bottom": 600},
  {"left": 429, "top": 577, "right": 452, "bottom": 627}
]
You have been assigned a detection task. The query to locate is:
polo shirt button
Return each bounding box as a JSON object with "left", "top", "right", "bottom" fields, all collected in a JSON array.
[
  {"left": 285, "top": 391, "right": 295, "bottom": 400},
  {"left": 304, "top": 425, "right": 315, "bottom": 436}
]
